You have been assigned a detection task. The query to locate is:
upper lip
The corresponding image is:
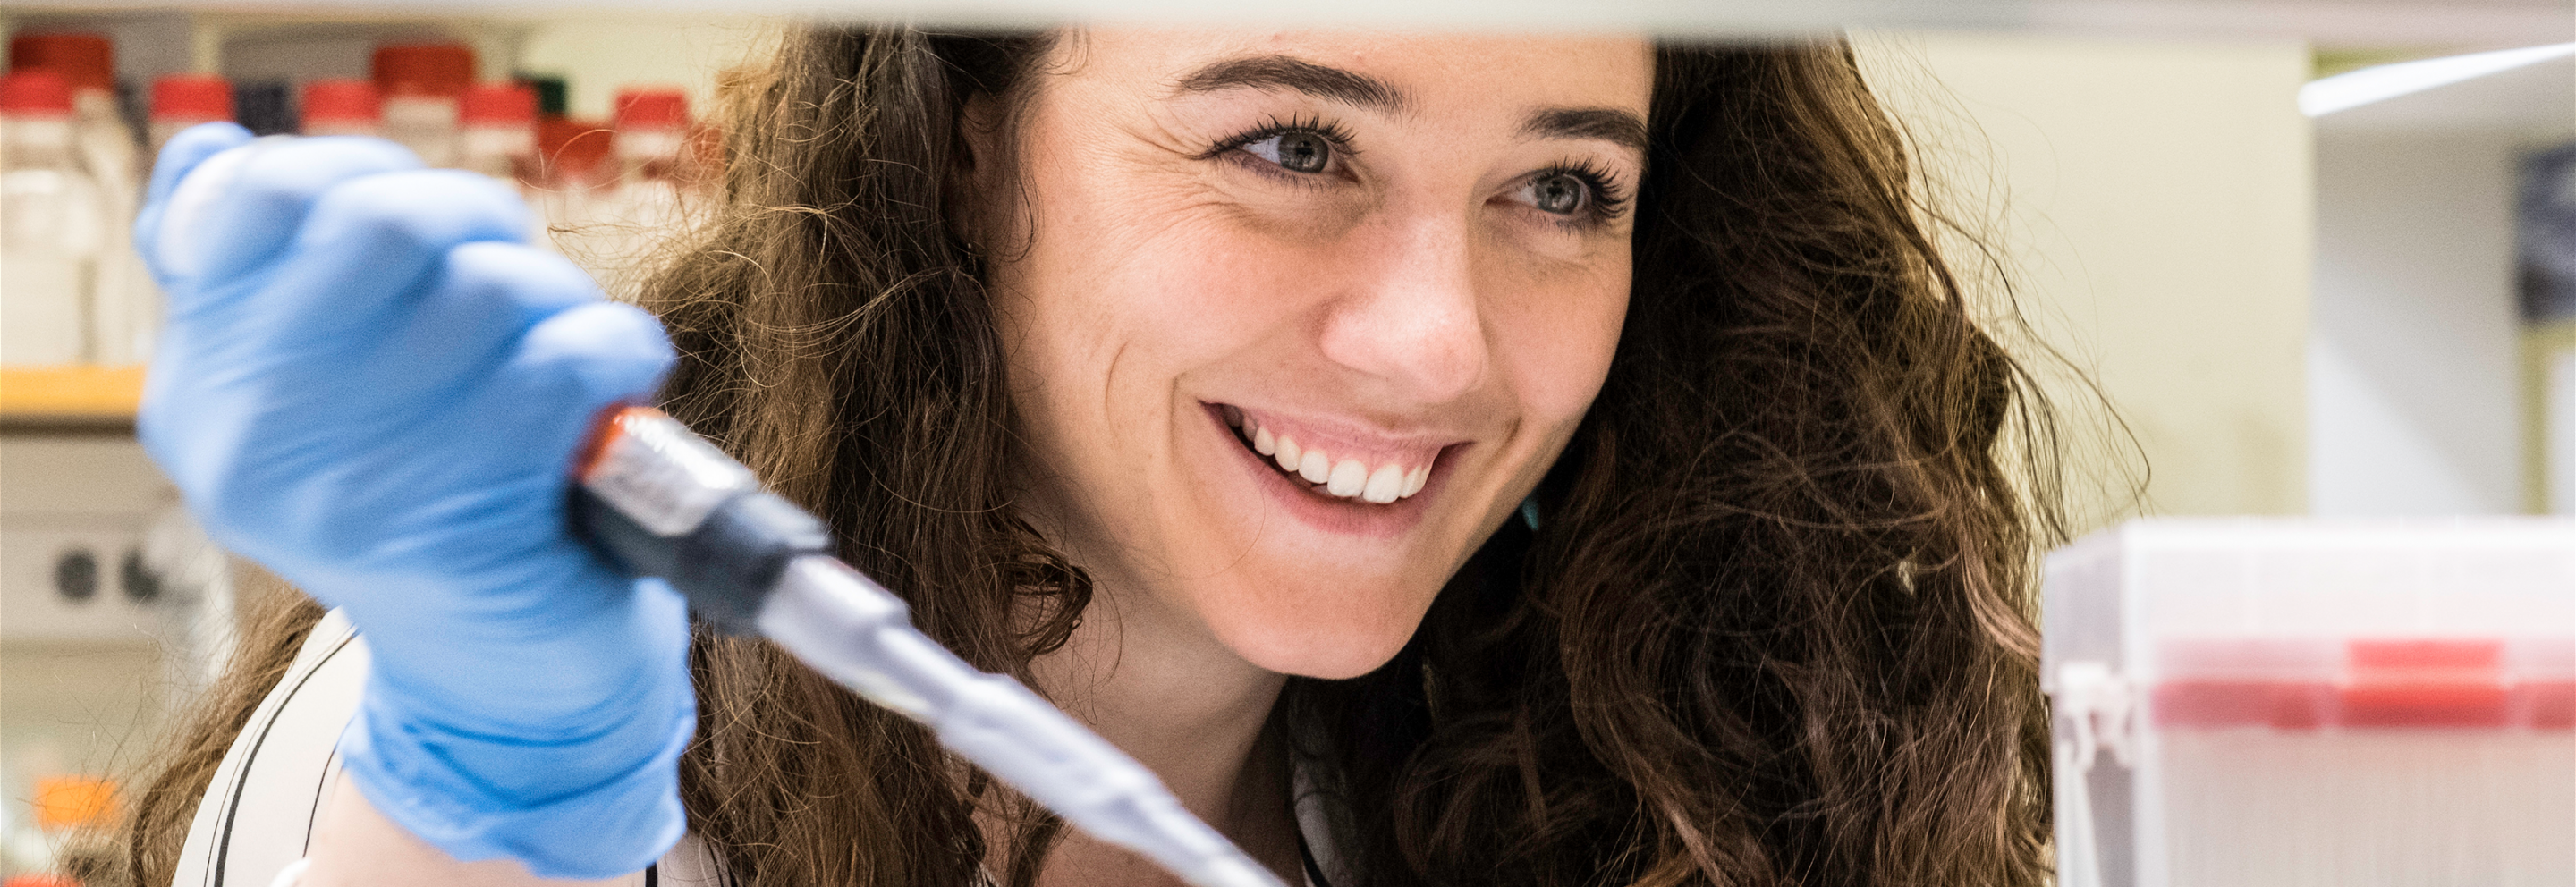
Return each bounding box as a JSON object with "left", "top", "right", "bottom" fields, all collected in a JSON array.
[{"left": 1216, "top": 403, "right": 1468, "bottom": 466}]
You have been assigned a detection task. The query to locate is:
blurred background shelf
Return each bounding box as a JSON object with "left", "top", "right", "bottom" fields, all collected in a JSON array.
[
  {"left": 0, "top": 366, "right": 145, "bottom": 426},
  {"left": 0, "top": 1, "right": 2571, "bottom": 881}
]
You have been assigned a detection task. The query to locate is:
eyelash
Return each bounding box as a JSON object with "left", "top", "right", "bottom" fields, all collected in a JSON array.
[
  {"left": 1201, "top": 116, "right": 1633, "bottom": 230},
  {"left": 1199, "top": 115, "right": 1359, "bottom": 172},
  {"left": 1530, "top": 158, "right": 1632, "bottom": 228}
]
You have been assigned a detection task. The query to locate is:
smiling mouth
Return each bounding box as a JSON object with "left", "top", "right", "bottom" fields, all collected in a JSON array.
[{"left": 1218, "top": 405, "right": 1436, "bottom": 505}]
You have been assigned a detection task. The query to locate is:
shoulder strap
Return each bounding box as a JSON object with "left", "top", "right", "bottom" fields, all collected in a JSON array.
[
  {"left": 169, "top": 610, "right": 366, "bottom": 887},
  {"left": 165, "top": 609, "right": 713, "bottom": 887}
]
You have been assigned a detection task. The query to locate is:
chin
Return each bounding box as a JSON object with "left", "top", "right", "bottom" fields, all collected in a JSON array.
[{"left": 1208, "top": 592, "right": 1428, "bottom": 680}]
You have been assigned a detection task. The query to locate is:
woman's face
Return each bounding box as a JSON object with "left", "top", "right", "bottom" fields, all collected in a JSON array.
[{"left": 986, "top": 30, "right": 1648, "bottom": 680}]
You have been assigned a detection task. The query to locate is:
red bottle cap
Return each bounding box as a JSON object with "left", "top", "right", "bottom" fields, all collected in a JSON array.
[
  {"left": 372, "top": 44, "right": 476, "bottom": 98},
  {"left": 152, "top": 74, "right": 234, "bottom": 121},
  {"left": 1, "top": 70, "right": 74, "bottom": 115},
  {"left": 301, "top": 79, "right": 381, "bottom": 124},
  {"left": 2, "top": 875, "right": 80, "bottom": 887},
  {"left": 8, "top": 32, "right": 114, "bottom": 94},
  {"left": 613, "top": 88, "right": 688, "bottom": 129},
  {"left": 461, "top": 82, "right": 536, "bottom": 125},
  {"left": 539, "top": 116, "right": 614, "bottom": 182}
]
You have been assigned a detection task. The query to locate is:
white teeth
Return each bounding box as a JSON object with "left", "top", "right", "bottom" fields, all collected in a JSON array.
[
  {"left": 1299, "top": 449, "right": 1332, "bottom": 484},
  {"left": 1233, "top": 413, "right": 1438, "bottom": 504},
  {"left": 1361, "top": 464, "right": 1405, "bottom": 503},
  {"left": 1327, "top": 459, "right": 1368, "bottom": 496}
]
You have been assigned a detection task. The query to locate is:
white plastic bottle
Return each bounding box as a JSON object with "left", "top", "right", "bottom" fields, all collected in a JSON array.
[
  {"left": 8, "top": 34, "right": 135, "bottom": 207},
  {"left": 585, "top": 87, "right": 691, "bottom": 298},
  {"left": 372, "top": 44, "right": 474, "bottom": 168},
  {"left": 458, "top": 82, "right": 546, "bottom": 247},
  {"left": 458, "top": 82, "right": 537, "bottom": 187},
  {"left": 2, "top": 72, "right": 104, "bottom": 367},
  {"left": 609, "top": 87, "right": 691, "bottom": 225},
  {"left": 148, "top": 74, "right": 234, "bottom": 157},
  {"left": 13, "top": 32, "right": 153, "bottom": 364},
  {"left": 299, "top": 79, "right": 381, "bottom": 138},
  {"left": 532, "top": 115, "right": 615, "bottom": 259}
]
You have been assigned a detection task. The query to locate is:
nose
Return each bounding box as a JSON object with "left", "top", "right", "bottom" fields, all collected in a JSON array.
[{"left": 1316, "top": 212, "right": 1488, "bottom": 403}]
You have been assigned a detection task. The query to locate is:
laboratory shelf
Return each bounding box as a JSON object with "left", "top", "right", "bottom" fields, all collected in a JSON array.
[{"left": 0, "top": 366, "right": 146, "bottom": 424}]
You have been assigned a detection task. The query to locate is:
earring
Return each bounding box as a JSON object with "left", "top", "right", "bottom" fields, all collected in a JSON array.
[{"left": 1519, "top": 497, "right": 1541, "bottom": 531}]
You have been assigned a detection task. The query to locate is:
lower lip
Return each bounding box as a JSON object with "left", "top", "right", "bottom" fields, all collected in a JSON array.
[{"left": 1203, "top": 404, "right": 1451, "bottom": 540}]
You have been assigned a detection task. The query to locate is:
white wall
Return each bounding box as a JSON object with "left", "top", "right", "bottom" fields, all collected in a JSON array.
[
  {"left": 2309, "top": 133, "right": 2525, "bottom": 515},
  {"left": 513, "top": 15, "right": 770, "bottom": 122},
  {"left": 1857, "top": 33, "right": 2317, "bottom": 528}
]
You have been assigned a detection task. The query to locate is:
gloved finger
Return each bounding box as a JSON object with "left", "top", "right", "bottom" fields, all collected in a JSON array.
[
  {"left": 140, "top": 122, "right": 252, "bottom": 219},
  {"left": 346, "top": 241, "right": 612, "bottom": 410},
  {"left": 134, "top": 122, "right": 253, "bottom": 287},
  {"left": 151, "top": 137, "right": 425, "bottom": 297},
  {"left": 461, "top": 300, "right": 676, "bottom": 477},
  {"left": 240, "top": 169, "right": 530, "bottom": 360}
]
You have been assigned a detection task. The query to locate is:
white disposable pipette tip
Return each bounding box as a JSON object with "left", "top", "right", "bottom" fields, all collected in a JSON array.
[{"left": 1194, "top": 855, "right": 1289, "bottom": 887}]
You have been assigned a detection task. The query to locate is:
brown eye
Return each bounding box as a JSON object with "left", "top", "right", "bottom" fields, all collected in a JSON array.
[
  {"left": 1243, "top": 131, "right": 1332, "bottom": 173},
  {"left": 1521, "top": 173, "right": 1590, "bottom": 215}
]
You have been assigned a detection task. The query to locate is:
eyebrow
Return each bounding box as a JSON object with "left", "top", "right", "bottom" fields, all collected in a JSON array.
[
  {"left": 1174, "top": 54, "right": 1650, "bottom": 154},
  {"left": 1521, "top": 106, "right": 1649, "bottom": 154},
  {"left": 1175, "top": 55, "right": 1410, "bottom": 114}
]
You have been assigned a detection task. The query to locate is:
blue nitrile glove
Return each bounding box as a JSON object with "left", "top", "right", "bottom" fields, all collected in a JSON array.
[{"left": 136, "top": 123, "right": 692, "bottom": 878}]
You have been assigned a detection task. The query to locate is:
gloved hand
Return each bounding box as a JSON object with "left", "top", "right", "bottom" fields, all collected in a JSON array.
[{"left": 137, "top": 123, "right": 692, "bottom": 878}]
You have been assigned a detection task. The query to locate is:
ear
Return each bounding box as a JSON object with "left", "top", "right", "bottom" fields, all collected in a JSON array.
[{"left": 947, "top": 90, "right": 1009, "bottom": 249}]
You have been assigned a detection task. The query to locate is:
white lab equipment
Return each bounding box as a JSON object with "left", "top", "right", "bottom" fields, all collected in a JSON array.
[
  {"left": 605, "top": 87, "right": 691, "bottom": 232},
  {"left": 2043, "top": 518, "right": 2576, "bottom": 887},
  {"left": 573, "top": 87, "right": 692, "bottom": 298},
  {"left": 459, "top": 83, "right": 538, "bottom": 187},
  {"left": 373, "top": 44, "right": 472, "bottom": 169},
  {"left": 3, "top": 71, "right": 105, "bottom": 367},
  {"left": 12, "top": 32, "right": 154, "bottom": 366}
]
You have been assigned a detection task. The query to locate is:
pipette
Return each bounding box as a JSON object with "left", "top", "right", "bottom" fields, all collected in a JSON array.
[
  {"left": 153, "top": 136, "right": 1284, "bottom": 887},
  {"left": 571, "top": 406, "right": 1290, "bottom": 887}
]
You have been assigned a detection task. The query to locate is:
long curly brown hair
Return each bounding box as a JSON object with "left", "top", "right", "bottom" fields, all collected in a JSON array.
[{"left": 119, "top": 24, "right": 2059, "bottom": 887}]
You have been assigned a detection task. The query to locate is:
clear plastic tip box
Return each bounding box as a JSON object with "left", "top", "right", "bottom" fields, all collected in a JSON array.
[{"left": 2043, "top": 519, "right": 2574, "bottom": 887}]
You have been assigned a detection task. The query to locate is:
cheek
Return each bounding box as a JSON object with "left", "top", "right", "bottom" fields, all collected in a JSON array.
[
  {"left": 995, "top": 177, "right": 1244, "bottom": 414},
  {"left": 1494, "top": 257, "right": 1631, "bottom": 432},
  {"left": 1002, "top": 171, "right": 1291, "bottom": 375},
  {"left": 988, "top": 150, "right": 1319, "bottom": 541}
]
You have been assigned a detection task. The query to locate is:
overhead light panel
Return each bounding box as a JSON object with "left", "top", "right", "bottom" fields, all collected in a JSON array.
[{"left": 2301, "top": 42, "right": 2576, "bottom": 117}]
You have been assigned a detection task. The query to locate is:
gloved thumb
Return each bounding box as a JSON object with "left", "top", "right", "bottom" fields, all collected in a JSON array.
[{"left": 134, "top": 122, "right": 252, "bottom": 287}]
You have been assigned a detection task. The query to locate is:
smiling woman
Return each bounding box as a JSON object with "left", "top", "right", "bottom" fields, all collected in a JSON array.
[
  {"left": 117, "top": 24, "right": 2057, "bottom": 887},
  {"left": 983, "top": 33, "right": 1649, "bottom": 694}
]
